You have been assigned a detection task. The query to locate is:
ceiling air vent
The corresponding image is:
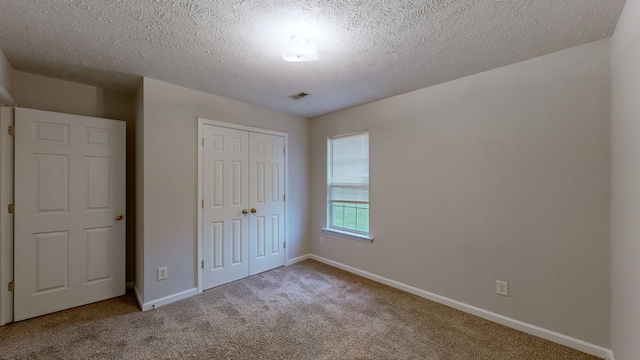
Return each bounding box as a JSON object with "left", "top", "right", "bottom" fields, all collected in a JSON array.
[{"left": 289, "top": 92, "right": 309, "bottom": 100}]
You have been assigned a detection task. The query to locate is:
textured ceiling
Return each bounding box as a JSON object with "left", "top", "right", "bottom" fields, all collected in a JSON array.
[{"left": 0, "top": 0, "right": 626, "bottom": 118}]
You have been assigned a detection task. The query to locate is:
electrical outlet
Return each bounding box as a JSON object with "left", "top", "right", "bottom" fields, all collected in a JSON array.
[
  {"left": 157, "top": 267, "right": 168, "bottom": 281},
  {"left": 319, "top": 237, "right": 324, "bottom": 246},
  {"left": 496, "top": 280, "right": 508, "bottom": 297}
]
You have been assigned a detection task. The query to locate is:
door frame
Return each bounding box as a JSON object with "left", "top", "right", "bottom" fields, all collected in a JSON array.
[
  {"left": 197, "top": 118, "right": 288, "bottom": 293},
  {"left": 0, "top": 107, "right": 14, "bottom": 325}
]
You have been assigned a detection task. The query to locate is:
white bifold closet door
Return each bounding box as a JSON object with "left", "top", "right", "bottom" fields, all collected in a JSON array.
[
  {"left": 202, "top": 124, "right": 285, "bottom": 290},
  {"left": 14, "top": 108, "right": 126, "bottom": 321}
]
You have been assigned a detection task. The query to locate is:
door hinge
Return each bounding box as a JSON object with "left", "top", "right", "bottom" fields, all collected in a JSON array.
[
  {"left": 283, "top": 147, "right": 285, "bottom": 155},
  {"left": 201, "top": 260, "right": 205, "bottom": 269},
  {"left": 202, "top": 199, "right": 204, "bottom": 208},
  {"left": 202, "top": 138, "right": 204, "bottom": 147},
  {"left": 8, "top": 125, "right": 14, "bottom": 136},
  {"left": 283, "top": 242, "right": 286, "bottom": 249},
  {"left": 7, "top": 204, "right": 13, "bottom": 214},
  {"left": 8, "top": 282, "right": 14, "bottom": 292},
  {"left": 283, "top": 195, "right": 286, "bottom": 202}
]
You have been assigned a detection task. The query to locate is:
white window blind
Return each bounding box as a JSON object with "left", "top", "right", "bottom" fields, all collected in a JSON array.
[{"left": 328, "top": 132, "right": 369, "bottom": 234}]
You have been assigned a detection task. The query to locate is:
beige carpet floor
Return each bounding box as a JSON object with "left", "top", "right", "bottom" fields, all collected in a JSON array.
[{"left": 0, "top": 260, "right": 601, "bottom": 359}]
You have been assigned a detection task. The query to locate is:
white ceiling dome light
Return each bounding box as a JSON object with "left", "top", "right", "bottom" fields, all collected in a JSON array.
[{"left": 281, "top": 36, "right": 319, "bottom": 62}]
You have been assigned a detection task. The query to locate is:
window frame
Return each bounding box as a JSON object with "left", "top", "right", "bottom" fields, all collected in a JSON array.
[{"left": 323, "top": 131, "right": 373, "bottom": 243}]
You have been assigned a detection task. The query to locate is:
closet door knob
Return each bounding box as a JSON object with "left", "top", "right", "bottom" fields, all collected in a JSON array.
[
  {"left": 242, "top": 209, "right": 249, "bottom": 215},
  {"left": 250, "top": 208, "right": 257, "bottom": 213},
  {"left": 115, "top": 214, "right": 123, "bottom": 221}
]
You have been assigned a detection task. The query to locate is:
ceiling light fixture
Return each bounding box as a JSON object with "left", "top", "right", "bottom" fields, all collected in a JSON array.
[{"left": 281, "top": 36, "right": 319, "bottom": 62}]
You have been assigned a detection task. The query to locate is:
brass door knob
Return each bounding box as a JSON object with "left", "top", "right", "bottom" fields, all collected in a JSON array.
[
  {"left": 250, "top": 208, "right": 257, "bottom": 213},
  {"left": 242, "top": 209, "right": 249, "bottom": 214},
  {"left": 115, "top": 214, "right": 123, "bottom": 221}
]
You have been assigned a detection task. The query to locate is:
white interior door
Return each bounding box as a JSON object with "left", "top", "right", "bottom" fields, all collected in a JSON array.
[
  {"left": 14, "top": 108, "right": 126, "bottom": 321},
  {"left": 202, "top": 125, "right": 249, "bottom": 289},
  {"left": 248, "top": 132, "right": 285, "bottom": 275}
]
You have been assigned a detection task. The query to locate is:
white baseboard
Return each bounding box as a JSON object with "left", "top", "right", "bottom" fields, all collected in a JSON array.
[
  {"left": 309, "top": 255, "right": 614, "bottom": 360},
  {"left": 135, "top": 286, "right": 198, "bottom": 312},
  {"left": 133, "top": 285, "right": 144, "bottom": 310},
  {"left": 287, "top": 254, "right": 311, "bottom": 265}
]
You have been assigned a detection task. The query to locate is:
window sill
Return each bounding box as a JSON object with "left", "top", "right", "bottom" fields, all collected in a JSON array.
[{"left": 322, "top": 228, "right": 374, "bottom": 243}]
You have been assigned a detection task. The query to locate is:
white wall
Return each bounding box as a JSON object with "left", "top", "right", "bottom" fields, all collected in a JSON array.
[
  {"left": 611, "top": 0, "right": 640, "bottom": 358},
  {"left": 310, "top": 39, "right": 611, "bottom": 347},
  {"left": 137, "top": 78, "right": 309, "bottom": 304},
  {"left": 0, "top": 50, "right": 12, "bottom": 92},
  {"left": 13, "top": 71, "right": 133, "bottom": 121},
  {"left": 14, "top": 71, "right": 98, "bottom": 115},
  {"left": 0, "top": 49, "right": 14, "bottom": 105}
]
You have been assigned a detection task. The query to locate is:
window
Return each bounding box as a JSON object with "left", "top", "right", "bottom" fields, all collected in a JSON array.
[{"left": 326, "top": 132, "right": 370, "bottom": 240}]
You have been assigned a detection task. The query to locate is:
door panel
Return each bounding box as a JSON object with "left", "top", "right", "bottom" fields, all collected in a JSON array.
[
  {"left": 36, "top": 154, "right": 69, "bottom": 212},
  {"left": 202, "top": 125, "right": 249, "bottom": 289},
  {"left": 34, "top": 231, "right": 68, "bottom": 293},
  {"left": 14, "top": 108, "right": 126, "bottom": 321},
  {"left": 248, "top": 132, "right": 285, "bottom": 276},
  {"left": 86, "top": 227, "right": 111, "bottom": 282}
]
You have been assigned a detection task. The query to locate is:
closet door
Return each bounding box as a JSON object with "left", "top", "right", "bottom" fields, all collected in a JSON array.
[
  {"left": 248, "top": 133, "right": 285, "bottom": 275},
  {"left": 202, "top": 125, "right": 249, "bottom": 289},
  {"left": 200, "top": 122, "right": 286, "bottom": 290}
]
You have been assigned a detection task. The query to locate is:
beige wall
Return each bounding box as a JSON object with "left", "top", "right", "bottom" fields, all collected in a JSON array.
[
  {"left": 0, "top": 50, "right": 14, "bottom": 105},
  {"left": 13, "top": 71, "right": 133, "bottom": 121},
  {"left": 11, "top": 71, "right": 137, "bottom": 285},
  {"left": 137, "top": 78, "right": 309, "bottom": 303},
  {"left": 310, "top": 39, "right": 611, "bottom": 347},
  {"left": 611, "top": 0, "right": 640, "bottom": 358}
]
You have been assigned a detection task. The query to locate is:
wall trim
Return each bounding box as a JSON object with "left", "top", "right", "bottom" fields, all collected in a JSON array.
[
  {"left": 287, "top": 254, "right": 311, "bottom": 265},
  {"left": 137, "top": 287, "right": 198, "bottom": 312},
  {"left": 0, "top": 107, "right": 13, "bottom": 326},
  {"left": 133, "top": 285, "right": 143, "bottom": 310},
  {"left": 309, "top": 255, "right": 614, "bottom": 360}
]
